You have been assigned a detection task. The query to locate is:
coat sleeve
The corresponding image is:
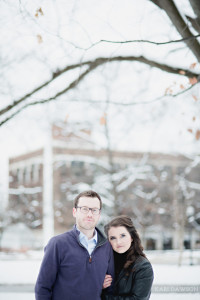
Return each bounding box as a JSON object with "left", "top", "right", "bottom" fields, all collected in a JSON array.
[
  {"left": 35, "top": 238, "right": 60, "bottom": 300},
  {"left": 102, "top": 260, "right": 154, "bottom": 300},
  {"left": 105, "top": 244, "right": 115, "bottom": 294}
]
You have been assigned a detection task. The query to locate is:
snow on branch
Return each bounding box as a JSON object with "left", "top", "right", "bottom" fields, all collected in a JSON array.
[{"left": 186, "top": 180, "right": 200, "bottom": 191}]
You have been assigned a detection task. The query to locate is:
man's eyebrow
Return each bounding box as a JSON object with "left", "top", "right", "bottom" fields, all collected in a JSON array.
[{"left": 80, "top": 206, "right": 100, "bottom": 209}]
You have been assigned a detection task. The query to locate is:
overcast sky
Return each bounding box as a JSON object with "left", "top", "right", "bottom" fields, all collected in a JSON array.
[{"left": 0, "top": 0, "right": 200, "bottom": 205}]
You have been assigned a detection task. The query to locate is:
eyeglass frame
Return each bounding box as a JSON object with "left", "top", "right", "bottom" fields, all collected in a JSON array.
[{"left": 76, "top": 206, "right": 101, "bottom": 215}]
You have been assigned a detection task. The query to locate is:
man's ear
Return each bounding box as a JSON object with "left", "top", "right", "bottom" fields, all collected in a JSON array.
[{"left": 72, "top": 207, "right": 76, "bottom": 218}]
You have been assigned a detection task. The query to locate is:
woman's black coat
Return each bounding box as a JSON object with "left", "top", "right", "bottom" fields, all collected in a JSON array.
[{"left": 102, "top": 256, "right": 154, "bottom": 300}]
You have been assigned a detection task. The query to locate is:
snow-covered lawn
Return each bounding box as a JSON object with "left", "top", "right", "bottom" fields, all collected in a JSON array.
[
  {"left": 0, "top": 250, "right": 200, "bottom": 299},
  {"left": 151, "top": 296, "right": 200, "bottom": 300},
  {"left": 2, "top": 293, "right": 199, "bottom": 300},
  {"left": 1, "top": 292, "right": 199, "bottom": 300},
  {"left": 1, "top": 259, "right": 200, "bottom": 285}
]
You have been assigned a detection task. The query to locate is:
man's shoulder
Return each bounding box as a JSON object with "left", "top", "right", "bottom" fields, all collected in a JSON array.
[{"left": 48, "top": 228, "right": 76, "bottom": 246}]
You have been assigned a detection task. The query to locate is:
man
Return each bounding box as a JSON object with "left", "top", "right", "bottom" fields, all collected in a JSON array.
[{"left": 35, "top": 190, "right": 114, "bottom": 300}]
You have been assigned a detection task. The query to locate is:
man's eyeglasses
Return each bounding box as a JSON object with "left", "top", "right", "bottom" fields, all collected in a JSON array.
[{"left": 76, "top": 206, "right": 101, "bottom": 215}]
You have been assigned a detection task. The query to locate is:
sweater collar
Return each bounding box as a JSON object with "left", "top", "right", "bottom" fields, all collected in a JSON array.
[
  {"left": 73, "top": 225, "right": 107, "bottom": 246},
  {"left": 75, "top": 225, "right": 98, "bottom": 243}
]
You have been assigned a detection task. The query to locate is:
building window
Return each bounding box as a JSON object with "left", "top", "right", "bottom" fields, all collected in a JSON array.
[
  {"left": 31, "top": 164, "right": 39, "bottom": 183},
  {"left": 163, "top": 238, "right": 172, "bottom": 250},
  {"left": 24, "top": 167, "right": 31, "bottom": 183},
  {"left": 17, "top": 168, "right": 23, "bottom": 183},
  {"left": 71, "top": 161, "right": 84, "bottom": 177},
  {"left": 146, "top": 238, "right": 156, "bottom": 250},
  {"left": 60, "top": 164, "right": 67, "bottom": 177}
]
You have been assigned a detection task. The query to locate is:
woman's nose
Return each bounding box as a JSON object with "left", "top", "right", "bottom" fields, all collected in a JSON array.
[{"left": 116, "top": 239, "right": 121, "bottom": 245}]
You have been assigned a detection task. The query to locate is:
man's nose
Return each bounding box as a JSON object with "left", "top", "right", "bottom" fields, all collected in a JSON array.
[{"left": 87, "top": 209, "right": 93, "bottom": 216}]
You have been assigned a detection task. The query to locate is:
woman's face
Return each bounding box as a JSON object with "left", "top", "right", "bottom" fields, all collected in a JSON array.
[{"left": 108, "top": 226, "right": 132, "bottom": 253}]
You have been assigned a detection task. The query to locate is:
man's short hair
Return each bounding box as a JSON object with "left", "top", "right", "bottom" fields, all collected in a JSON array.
[{"left": 74, "top": 190, "right": 102, "bottom": 209}]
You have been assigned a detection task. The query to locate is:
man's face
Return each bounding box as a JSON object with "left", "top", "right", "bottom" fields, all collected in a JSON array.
[{"left": 73, "top": 196, "right": 101, "bottom": 232}]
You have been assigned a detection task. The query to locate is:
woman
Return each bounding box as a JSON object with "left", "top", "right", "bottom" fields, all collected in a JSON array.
[{"left": 102, "top": 215, "right": 154, "bottom": 300}]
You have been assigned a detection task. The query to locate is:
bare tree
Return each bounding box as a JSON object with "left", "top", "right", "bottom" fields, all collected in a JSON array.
[{"left": 0, "top": 0, "right": 200, "bottom": 126}]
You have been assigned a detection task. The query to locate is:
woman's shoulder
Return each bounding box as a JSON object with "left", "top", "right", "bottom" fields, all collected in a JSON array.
[
  {"left": 128, "top": 256, "right": 154, "bottom": 287},
  {"left": 132, "top": 255, "right": 153, "bottom": 272},
  {"left": 136, "top": 255, "right": 150, "bottom": 264}
]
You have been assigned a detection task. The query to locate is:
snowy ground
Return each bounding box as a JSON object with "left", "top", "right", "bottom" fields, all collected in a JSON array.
[
  {"left": 1, "top": 250, "right": 200, "bottom": 300},
  {"left": 1, "top": 293, "right": 199, "bottom": 300}
]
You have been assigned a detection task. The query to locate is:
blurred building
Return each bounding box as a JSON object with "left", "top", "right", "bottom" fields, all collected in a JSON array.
[{"left": 6, "top": 121, "right": 200, "bottom": 251}]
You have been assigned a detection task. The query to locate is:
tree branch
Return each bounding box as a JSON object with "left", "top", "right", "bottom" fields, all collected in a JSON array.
[
  {"left": 189, "top": 0, "right": 200, "bottom": 19},
  {"left": 0, "top": 56, "right": 199, "bottom": 121},
  {"left": 150, "top": 0, "right": 200, "bottom": 62},
  {"left": 0, "top": 80, "right": 198, "bottom": 127},
  {"left": 0, "top": 61, "right": 90, "bottom": 117},
  {"left": 0, "top": 65, "right": 93, "bottom": 126},
  {"left": 87, "top": 34, "right": 200, "bottom": 49}
]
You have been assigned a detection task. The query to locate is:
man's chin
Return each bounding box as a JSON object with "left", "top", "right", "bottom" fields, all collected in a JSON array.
[{"left": 83, "top": 222, "right": 95, "bottom": 229}]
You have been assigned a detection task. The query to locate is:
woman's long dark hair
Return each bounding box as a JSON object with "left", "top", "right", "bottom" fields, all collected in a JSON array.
[{"left": 104, "top": 215, "right": 146, "bottom": 270}]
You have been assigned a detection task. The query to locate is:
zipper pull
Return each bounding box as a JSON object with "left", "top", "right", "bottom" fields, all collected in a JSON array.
[{"left": 89, "top": 256, "right": 92, "bottom": 263}]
